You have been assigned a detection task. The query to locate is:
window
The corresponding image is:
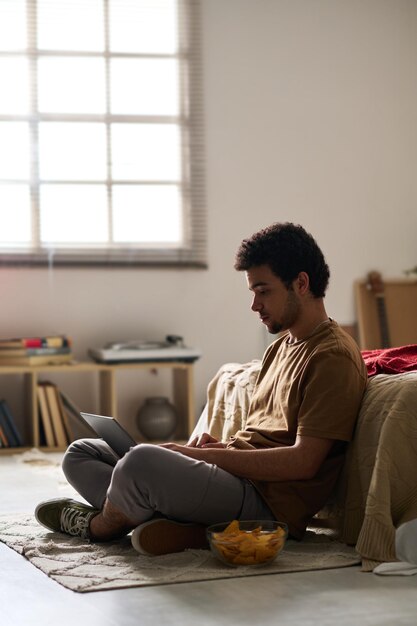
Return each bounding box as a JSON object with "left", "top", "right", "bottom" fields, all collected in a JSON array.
[{"left": 0, "top": 0, "right": 206, "bottom": 267}]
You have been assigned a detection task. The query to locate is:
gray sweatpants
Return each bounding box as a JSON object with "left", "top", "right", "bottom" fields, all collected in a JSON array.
[{"left": 62, "top": 439, "right": 274, "bottom": 526}]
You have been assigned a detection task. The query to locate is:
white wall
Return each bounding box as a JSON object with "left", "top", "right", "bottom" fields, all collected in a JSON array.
[{"left": 1, "top": 0, "right": 416, "bottom": 440}]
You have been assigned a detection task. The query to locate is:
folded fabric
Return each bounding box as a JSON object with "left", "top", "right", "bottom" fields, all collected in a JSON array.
[
  {"left": 373, "top": 519, "right": 417, "bottom": 576},
  {"left": 361, "top": 344, "right": 417, "bottom": 376},
  {"left": 373, "top": 562, "right": 417, "bottom": 576},
  {"left": 396, "top": 519, "right": 417, "bottom": 564}
]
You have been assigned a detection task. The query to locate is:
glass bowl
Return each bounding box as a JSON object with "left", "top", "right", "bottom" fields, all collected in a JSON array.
[{"left": 207, "top": 520, "right": 288, "bottom": 567}]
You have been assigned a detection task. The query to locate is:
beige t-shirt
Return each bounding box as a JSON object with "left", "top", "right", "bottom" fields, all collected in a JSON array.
[{"left": 227, "top": 320, "right": 367, "bottom": 538}]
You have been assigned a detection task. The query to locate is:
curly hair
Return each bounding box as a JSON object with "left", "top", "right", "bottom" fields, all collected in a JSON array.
[{"left": 234, "top": 222, "right": 330, "bottom": 298}]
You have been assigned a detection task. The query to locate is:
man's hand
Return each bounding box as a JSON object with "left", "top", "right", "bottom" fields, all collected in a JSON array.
[
  {"left": 187, "top": 432, "right": 226, "bottom": 448},
  {"left": 159, "top": 442, "right": 212, "bottom": 459}
]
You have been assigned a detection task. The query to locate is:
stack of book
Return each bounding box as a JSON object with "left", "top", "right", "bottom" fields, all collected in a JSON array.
[
  {"left": 0, "top": 399, "right": 23, "bottom": 448},
  {"left": 37, "top": 382, "right": 95, "bottom": 448},
  {"left": 0, "top": 335, "right": 73, "bottom": 366}
]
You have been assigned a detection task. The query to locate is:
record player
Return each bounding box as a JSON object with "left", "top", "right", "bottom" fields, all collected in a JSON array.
[{"left": 89, "top": 335, "right": 201, "bottom": 364}]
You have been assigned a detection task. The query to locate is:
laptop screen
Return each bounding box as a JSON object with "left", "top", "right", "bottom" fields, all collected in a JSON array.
[{"left": 79, "top": 412, "right": 137, "bottom": 458}]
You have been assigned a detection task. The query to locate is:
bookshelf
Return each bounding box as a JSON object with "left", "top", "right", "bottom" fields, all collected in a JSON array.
[{"left": 0, "top": 360, "right": 196, "bottom": 453}]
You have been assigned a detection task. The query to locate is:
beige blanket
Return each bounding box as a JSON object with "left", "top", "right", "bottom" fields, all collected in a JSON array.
[
  {"left": 192, "top": 364, "right": 417, "bottom": 571},
  {"left": 190, "top": 360, "right": 261, "bottom": 442}
]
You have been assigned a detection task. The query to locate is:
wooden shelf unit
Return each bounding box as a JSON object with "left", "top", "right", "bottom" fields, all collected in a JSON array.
[{"left": 0, "top": 360, "right": 196, "bottom": 452}]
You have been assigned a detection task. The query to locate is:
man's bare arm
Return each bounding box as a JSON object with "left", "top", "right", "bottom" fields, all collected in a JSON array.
[{"left": 160, "top": 435, "right": 334, "bottom": 482}]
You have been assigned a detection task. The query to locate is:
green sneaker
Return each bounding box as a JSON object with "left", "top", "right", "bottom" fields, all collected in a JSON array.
[{"left": 35, "top": 498, "right": 99, "bottom": 540}]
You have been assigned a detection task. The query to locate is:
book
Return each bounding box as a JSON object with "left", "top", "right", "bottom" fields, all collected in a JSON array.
[
  {"left": 0, "top": 347, "right": 71, "bottom": 357},
  {"left": 55, "top": 389, "right": 75, "bottom": 443},
  {"left": 56, "top": 393, "right": 73, "bottom": 442},
  {"left": 37, "top": 405, "right": 47, "bottom": 446},
  {"left": 0, "top": 405, "right": 19, "bottom": 446},
  {"left": 0, "top": 353, "right": 73, "bottom": 366},
  {"left": 0, "top": 335, "right": 71, "bottom": 349},
  {"left": 0, "top": 424, "right": 8, "bottom": 446},
  {"left": 43, "top": 383, "right": 68, "bottom": 448},
  {"left": 0, "top": 422, "right": 9, "bottom": 447},
  {"left": 36, "top": 385, "right": 56, "bottom": 447},
  {"left": 0, "top": 399, "right": 23, "bottom": 446}
]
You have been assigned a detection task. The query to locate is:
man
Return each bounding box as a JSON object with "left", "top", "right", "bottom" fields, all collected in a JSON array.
[{"left": 35, "top": 222, "right": 367, "bottom": 555}]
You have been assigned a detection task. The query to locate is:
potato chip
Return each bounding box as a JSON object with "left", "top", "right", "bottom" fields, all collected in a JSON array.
[{"left": 222, "top": 520, "right": 240, "bottom": 535}]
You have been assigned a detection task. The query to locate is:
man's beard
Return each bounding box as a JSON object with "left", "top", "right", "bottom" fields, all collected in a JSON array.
[
  {"left": 267, "top": 322, "right": 283, "bottom": 334},
  {"left": 267, "top": 288, "right": 300, "bottom": 335}
]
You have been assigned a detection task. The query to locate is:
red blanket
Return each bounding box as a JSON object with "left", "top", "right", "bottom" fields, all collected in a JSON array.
[{"left": 361, "top": 344, "right": 417, "bottom": 377}]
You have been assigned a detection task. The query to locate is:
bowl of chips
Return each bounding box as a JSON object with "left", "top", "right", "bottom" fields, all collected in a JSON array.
[{"left": 207, "top": 519, "right": 288, "bottom": 567}]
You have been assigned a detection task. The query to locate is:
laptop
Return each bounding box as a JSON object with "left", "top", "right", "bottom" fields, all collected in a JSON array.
[{"left": 80, "top": 412, "right": 137, "bottom": 458}]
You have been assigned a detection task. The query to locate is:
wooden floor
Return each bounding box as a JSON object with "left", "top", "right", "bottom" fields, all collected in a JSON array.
[{"left": 1, "top": 452, "right": 417, "bottom": 626}]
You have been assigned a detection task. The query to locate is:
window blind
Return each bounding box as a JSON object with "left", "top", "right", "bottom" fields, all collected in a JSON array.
[{"left": 0, "top": 0, "right": 206, "bottom": 267}]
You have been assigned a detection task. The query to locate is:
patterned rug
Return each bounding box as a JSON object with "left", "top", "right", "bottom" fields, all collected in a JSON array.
[{"left": 0, "top": 514, "right": 360, "bottom": 592}]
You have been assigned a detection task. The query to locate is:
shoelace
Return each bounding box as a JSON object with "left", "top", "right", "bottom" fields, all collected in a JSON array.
[{"left": 60, "top": 507, "right": 93, "bottom": 539}]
